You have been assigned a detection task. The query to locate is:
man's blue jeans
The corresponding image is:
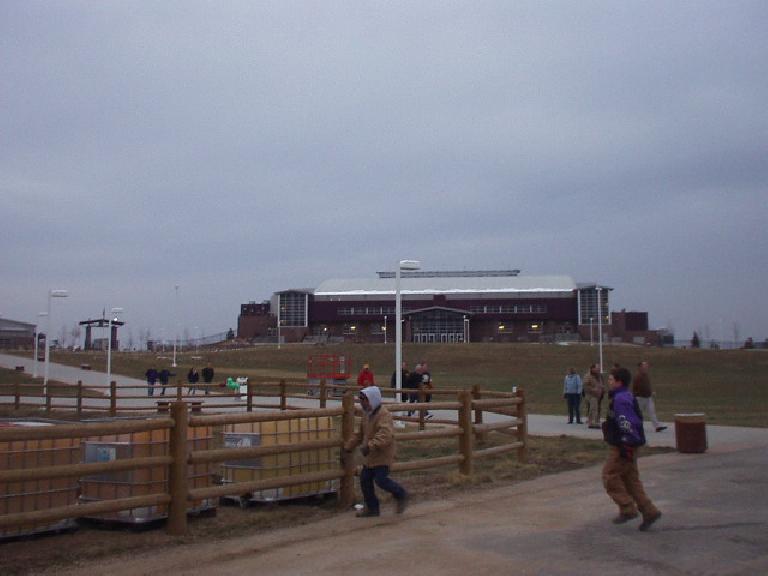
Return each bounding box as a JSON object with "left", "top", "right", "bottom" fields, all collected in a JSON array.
[{"left": 360, "top": 465, "right": 406, "bottom": 514}]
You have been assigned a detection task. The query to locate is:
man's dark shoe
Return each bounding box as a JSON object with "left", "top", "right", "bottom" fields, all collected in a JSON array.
[
  {"left": 396, "top": 494, "right": 409, "bottom": 514},
  {"left": 356, "top": 509, "right": 380, "bottom": 518},
  {"left": 639, "top": 511, "right": 662, "bottom": 531},
  {"left": 656, "top": 426, "right": 668, "bottom": 432},
  {"left": 612, "top": 513, "right": 639, "bottom": 525}
]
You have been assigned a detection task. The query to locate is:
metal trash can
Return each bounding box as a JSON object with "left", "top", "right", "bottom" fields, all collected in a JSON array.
[{"left": 674, "top": 413, "right": 707, "bottom": 453}]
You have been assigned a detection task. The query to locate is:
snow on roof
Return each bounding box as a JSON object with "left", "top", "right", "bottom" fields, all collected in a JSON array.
[{"left": 314, "top": 275, "right": 577, "bottom": 296}]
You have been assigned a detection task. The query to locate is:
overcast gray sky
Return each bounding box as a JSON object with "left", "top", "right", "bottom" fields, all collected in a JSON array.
[{"left": 2, "top": 1, "right": 766, "bottom": 347}]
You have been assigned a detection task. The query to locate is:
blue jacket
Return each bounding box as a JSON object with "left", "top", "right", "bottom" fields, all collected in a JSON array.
[
  {"left": 563, "top": 373, "right": 583, "bottom": 394},
  {"left": 605, "top": 386, "right": 646, "bottom": 447}
]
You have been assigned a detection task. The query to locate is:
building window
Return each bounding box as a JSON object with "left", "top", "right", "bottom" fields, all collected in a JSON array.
[
  {"left": 338, "top": 306, "right": 395, "bottom": 316},
  {"left": 578, "top": 288, "right": 610, "bottom": 326},
  {"left": 278, "top": 292, "right": 308, "bottom": 327},
  {"left": 468, "top": 304, "right": 547, "bottom": 315},
  {"left": 528, "top": 322, "right": 543, "bottom": 333},
  {"left": 343, "top": 324, "right": 357, "bottom": 335}
]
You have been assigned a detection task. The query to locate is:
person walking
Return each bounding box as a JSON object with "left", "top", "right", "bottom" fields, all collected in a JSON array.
[
  {"left": 158, "top": 368, "right": 173, "bottom": 396},
  {"left": 201, "top": 362, "right": 214, "bottom": 395},
  {"left": 357, "top": 363, "right": 375, "bottom": 388},
  {"left": 632, "top": 361, "right": 667, "bottom": 432},
  {"left": 405, "top": 363, "right": 423, "bottom": 416},
  {"left": 344, "top": 386, "right": 408, "bottom": 517},
  {"left": 145, "top": 367, "right": 158, "bottom": 398},
  {"left": 584, "top": 364, "right": 604, "bottom": 428},
  {"left": 187, "top": 367, "right": 200, "bottom": 395},
  {"left": 563, "top": 367, "right": 583, "bottom": 423},
  {"left": 602, "top": 366, "right": 662, "bottom": 531},
  {"left": 420, "top": 360, "right": 434, "bottom": 419},
  {"left": 391, "top": 362, "right": 410, "bottom": 402}
]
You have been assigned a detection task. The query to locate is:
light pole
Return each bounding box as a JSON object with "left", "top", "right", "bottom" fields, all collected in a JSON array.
[
  {"left": 597, "top": 287, "right": 604, "bottom": 373},
  {"left": 463, "top": 315, "right": 469, "bottom": 343},
  {"left": 277, "top": 299, "right": 281, "bottom": 350},
  {"left": 106, "top": 307, "right": 123, "bottom": 387},
  {"left": 172, "top": 285, "right": 179, "bottom": 368},
  {"left": 44, "top": 289, "right": 68, "bottom": 397},
  {"left": 383, "top": 315, "right": 387, "bottom": 344},
  {"left": 395, "top": 260, "right": 420, "bottom": 395},
  {"left": 589, "top": 317, "right": 594, "bottom": 346},
  {"left": 33, "top": 312, "right": 47, "bottom": 379}
]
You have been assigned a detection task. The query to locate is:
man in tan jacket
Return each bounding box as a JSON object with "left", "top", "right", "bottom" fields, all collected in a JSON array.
[
  {"left": 344, "top": 386, "right": 408, "bottom": 517},
  {"left": 584, "top": 364, "right": 604, "bottom": 429}
]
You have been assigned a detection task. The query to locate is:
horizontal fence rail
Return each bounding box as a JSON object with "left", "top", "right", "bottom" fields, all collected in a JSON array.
[{"left": 0, "top": 383, "right": 526, "bottom": 537}]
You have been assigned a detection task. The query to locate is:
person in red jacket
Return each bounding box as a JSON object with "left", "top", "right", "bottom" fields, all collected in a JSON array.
[{"left": 357, "top": 363, "right": 375, "bottom": 388}]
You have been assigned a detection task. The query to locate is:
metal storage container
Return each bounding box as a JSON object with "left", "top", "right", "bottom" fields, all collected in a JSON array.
[
  {"left": 79, "top": 419, "right": 216, "bottom": 523},
  {"left": 0, "top": 420, "right": 79, "bottom": 538},
  {"left": 220, "top": 416, "right": 338, "bottom": 505}
]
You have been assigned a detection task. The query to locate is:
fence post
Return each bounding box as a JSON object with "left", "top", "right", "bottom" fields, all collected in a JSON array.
[
  {"left": 339, "top": 392, "right": 356, "bottom": 509},
  {"left": 76, "top": 380, "right": 83, "bottom": 416},
  {"left": 176, "top": 381, "right": 183, "bottom": 402},
  {"left": 472, "top": 384, "right": 486, "bottom": 444},
  {"left": 458, "top": 390, "right": 474, "bottom": 476},
  {"left": 246, "top": 383, "right": 253, "bottom": 412},
  {"left": 45, "top": 384, "right": 52, "bottom": 413},
  {"left": 110, "top": 381, "right": 117, "bottom": 416},
  {"left": 319, "top": 379, "right": 327, "bottom": 409},
  {"left": 167, "top": 401, "right": 189, "bottom": 535},
  {"left": 516, "top": 388, "right": 527, "bottom": 463},
  {"left": 14, "top": 382, "right": 20, "bottom": 410},
  {"left": 279, "top": 380, "right": 287, "bottom": 410},
  {"left": 418, "top": 384, "right": 426, "bottom": 431}
]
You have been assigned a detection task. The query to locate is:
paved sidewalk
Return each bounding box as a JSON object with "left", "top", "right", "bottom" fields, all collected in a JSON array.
[{"left": 52, "top": 443, "right": 768, "bottom": 576}]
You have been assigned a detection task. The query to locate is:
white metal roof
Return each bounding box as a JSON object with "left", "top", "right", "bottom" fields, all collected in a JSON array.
[{"left": 314, "top": 275, "right": 577, "bottom": 297}]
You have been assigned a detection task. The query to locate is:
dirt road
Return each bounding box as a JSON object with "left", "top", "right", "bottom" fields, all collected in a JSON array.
[{"left": 46, "top": 441, "right": 768, "bottom": 576}]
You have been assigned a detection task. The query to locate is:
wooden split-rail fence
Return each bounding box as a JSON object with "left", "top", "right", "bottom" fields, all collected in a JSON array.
[{"left": 0, "top": 386, "right": 526, "bottom": 536}]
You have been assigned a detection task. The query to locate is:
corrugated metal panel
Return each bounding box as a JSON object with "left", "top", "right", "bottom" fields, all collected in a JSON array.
[{"left": 314, "top": 275, "right": 577, "bottom": 296}]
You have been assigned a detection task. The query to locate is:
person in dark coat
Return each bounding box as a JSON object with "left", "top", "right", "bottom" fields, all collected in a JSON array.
[
  {"left": 158, "top": 368, "right": 174, "bottom": 396},
  {"left": 391, "top": 362, "right": 410, "bottom": 402},
  {"left": 145, "top": 367, "right": 158, "bottom": 397},
  {"left": 187, "top": 367, "right": 200, "bottom": 395},
  {"left": 201, "top": 363, "right": 214, "bottom": 395}
]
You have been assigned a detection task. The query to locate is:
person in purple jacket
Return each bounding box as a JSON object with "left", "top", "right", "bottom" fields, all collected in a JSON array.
[{"left": 602, "top": 366, "right": 662, "bottom": 531}]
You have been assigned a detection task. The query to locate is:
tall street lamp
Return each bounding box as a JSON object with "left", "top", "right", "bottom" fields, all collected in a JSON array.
[
  {"left": 395, "top": 260, "right": 421, "bottom": 395},
  {"left": 44, "top": 289, "right": 68, "bottom": 397},
  {"left": 107, "top": 307, "right": 123, "bottom": 387},
  {"left": 597, "top": 286, "right": 604, "bottom": 374},
  {"left": 383, "top": 315, "right": 387, "bottom": 345},
  {"left": 463, "top": 315, "right": 469, "bottom": 344}
]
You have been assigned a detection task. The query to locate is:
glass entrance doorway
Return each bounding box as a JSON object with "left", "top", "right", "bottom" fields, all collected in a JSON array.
[{"left": 409, "top": 309, "right": 467, "bottom": 344}]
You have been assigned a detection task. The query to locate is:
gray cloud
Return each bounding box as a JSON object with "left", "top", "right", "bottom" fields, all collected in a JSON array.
[{"left": 2, "top": 1, "right": 766, "bottom": 345}]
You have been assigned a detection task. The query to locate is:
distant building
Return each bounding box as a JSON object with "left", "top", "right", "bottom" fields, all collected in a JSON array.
[
  {"left": 236, "top": 270, "right": 667, "bottom": 345},
  {"left": 0, "top": 318, "right": 36, "bottom": 349},
  {"left": 609, "top": 310, "right": 661, "bottom": 346}
]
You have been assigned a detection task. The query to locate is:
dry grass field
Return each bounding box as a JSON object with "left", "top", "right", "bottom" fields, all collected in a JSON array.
[{"left": 31, "top": 342, "right": 768, "bottom": 427}]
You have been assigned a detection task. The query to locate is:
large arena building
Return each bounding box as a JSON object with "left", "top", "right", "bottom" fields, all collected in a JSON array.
[{"left": 237, "top": 270, "right": 658, "bottom": 345}]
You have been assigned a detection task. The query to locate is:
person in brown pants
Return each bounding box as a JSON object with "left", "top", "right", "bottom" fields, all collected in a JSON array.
[{"left": 602, "top": 367, "right": 662, "bottom": 531}]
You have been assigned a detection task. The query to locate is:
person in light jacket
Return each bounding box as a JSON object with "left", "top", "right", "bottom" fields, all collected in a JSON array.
[
  {"left": 563, "top": 367, "right": 583, "bottom": 424},
  {"left": 344, "top": 386, "right": 408, "bottom": 517}
]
